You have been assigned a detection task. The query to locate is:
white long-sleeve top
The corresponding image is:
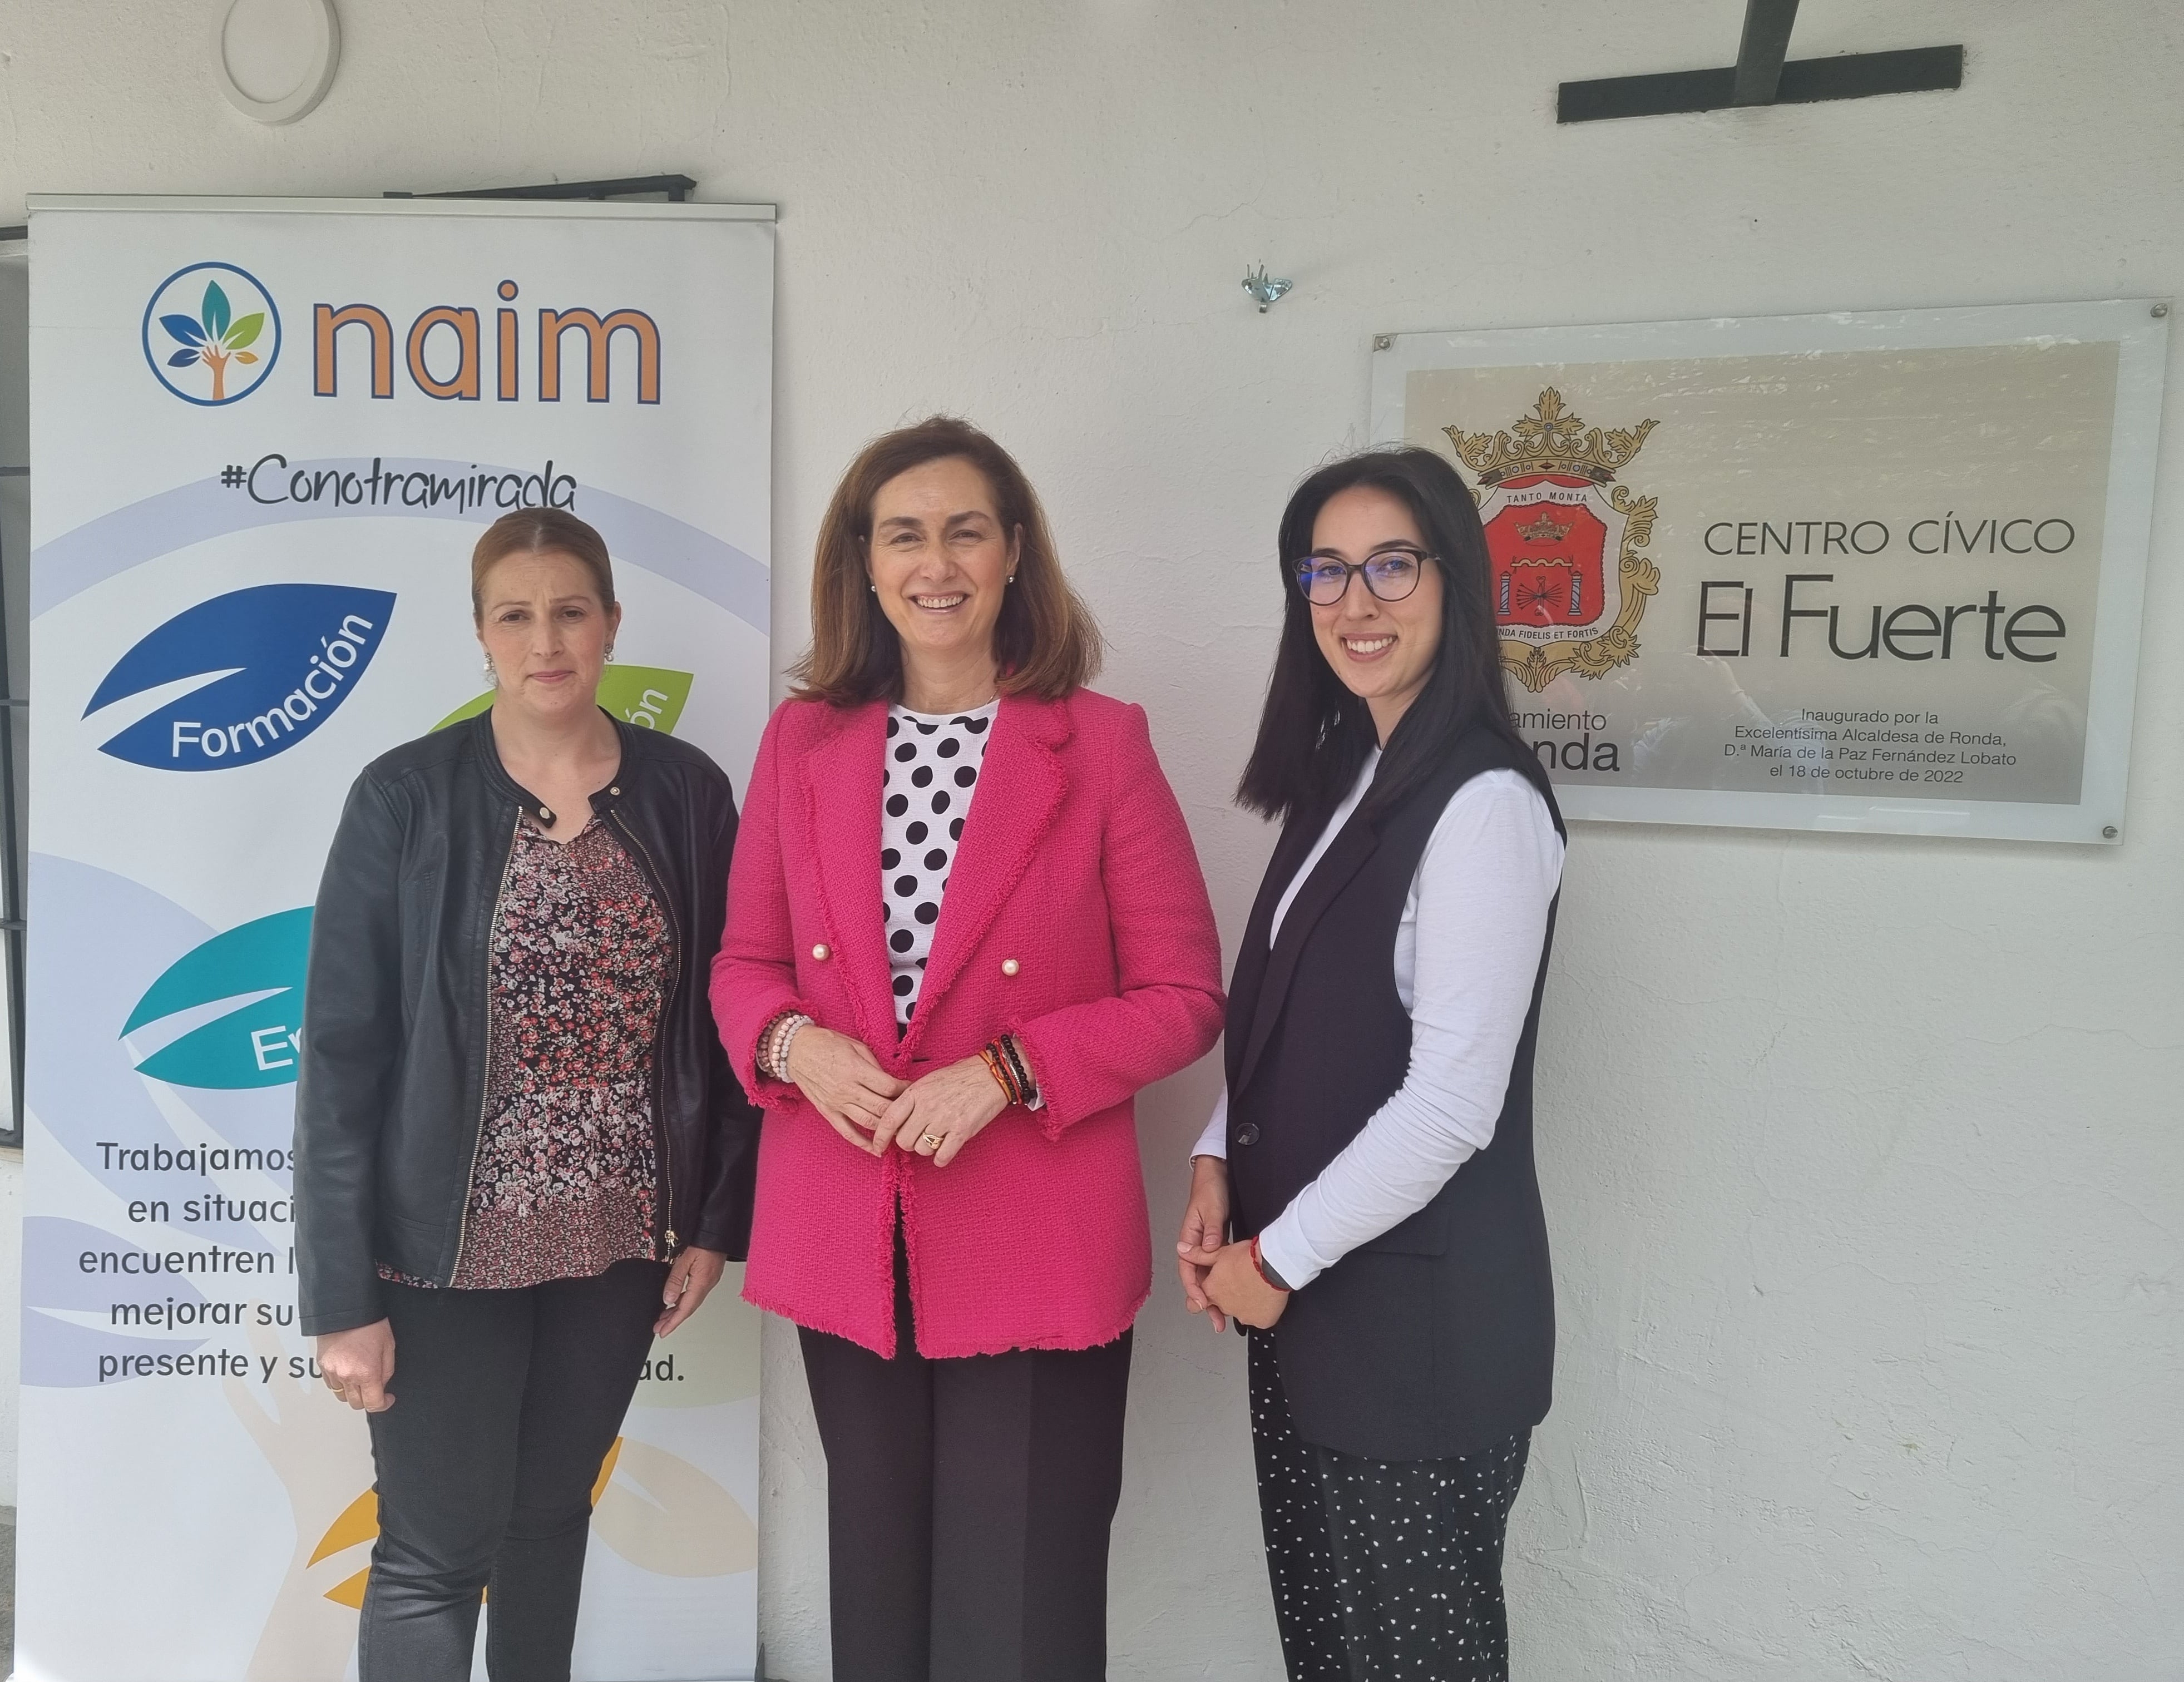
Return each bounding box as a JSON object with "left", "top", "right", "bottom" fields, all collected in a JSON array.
[{"left": 1194, "top": 753, "right": 1564, "bottom": 1289}]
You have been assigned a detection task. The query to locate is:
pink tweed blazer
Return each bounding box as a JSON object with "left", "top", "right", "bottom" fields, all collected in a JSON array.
[{"left": 712, "top": 688, "right": 1224, "bottom": 1358}]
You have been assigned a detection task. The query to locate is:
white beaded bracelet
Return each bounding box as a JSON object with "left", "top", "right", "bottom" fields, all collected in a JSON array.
[{"left": 765, "top": 1012, "right": 813, "bottom": 1081}]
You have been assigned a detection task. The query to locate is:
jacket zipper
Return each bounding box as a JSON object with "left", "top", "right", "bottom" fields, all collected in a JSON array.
[
  {"left": 610, "top": 808, "right": 681, "bottom": 1259},
  {"left": 450, "top": 809, "right": 525, "bottom": 1283}
]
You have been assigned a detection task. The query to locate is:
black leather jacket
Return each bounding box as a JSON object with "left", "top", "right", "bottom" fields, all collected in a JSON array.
[{"left": 294, "top": 711, "right": 757, "bottom": 1336}]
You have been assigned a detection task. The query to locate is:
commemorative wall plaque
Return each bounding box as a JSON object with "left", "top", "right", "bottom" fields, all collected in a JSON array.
[{"left": 1372, "top": 302, "right": 2168, "bottom": 844}]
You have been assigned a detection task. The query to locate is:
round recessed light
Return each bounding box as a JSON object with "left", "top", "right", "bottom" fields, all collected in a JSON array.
[{"left": 211, "top": 0, "right": 342, "bottom": 126}]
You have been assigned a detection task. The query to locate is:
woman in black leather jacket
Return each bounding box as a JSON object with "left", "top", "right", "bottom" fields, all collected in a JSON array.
[{"left": 294, "top": 507, "right": 757, "bottom": 1682}]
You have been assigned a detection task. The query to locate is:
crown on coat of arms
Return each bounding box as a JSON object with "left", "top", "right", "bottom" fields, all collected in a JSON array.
[
  {"left": 1514, "top": 510, "right": 1573, "bottom": 544},
  {"left": 1444, "top": 388, "right": 1656, "bottom": 487}
]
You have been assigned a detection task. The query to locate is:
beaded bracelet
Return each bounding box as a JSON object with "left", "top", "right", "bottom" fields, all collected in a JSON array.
[
  {"left": 760, "top": 1011, "right": 811, "bottom": 1081},
  {"left": 997, "top": 1033, "right": 1040, "bottom": 1108},
  {"left": 979, "top": 1041, "right": 1025, "bottom": 1107}
]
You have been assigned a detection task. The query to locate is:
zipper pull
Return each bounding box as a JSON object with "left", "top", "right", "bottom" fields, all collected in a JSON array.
[{"left": 665, "top": 1228, "right": 679, "bottom": 1256}]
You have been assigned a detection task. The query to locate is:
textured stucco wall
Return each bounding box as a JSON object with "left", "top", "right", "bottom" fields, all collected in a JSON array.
[{"left": 3, "top": 2, "right": 2180, "bottom": 1676}]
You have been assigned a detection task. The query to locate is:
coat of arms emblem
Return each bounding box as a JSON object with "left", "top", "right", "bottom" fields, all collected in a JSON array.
[{"left": 1444, "top": 389, "right": 1661, "bottom": 692}]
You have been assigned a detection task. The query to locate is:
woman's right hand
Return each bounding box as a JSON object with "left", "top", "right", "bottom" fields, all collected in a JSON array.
[
  {"left": 318, "top": 1319, "right": 397, "bottom": 1412},
  {"left": 1177, "top": 1155, "right": 1232, "bottom": 1332},
  {"left": 786, "top": 1025, "right": 907, "bottom": 1156}
]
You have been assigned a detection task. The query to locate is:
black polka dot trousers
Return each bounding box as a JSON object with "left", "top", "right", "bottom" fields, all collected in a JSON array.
[{"left": 1248, "top": 1329, "right": 1529, "bottom": 1682}]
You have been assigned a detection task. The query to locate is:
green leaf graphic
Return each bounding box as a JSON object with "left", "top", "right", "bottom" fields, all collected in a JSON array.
[
  {"left": 225, "top": 311, "right": 264, "bottom": 349},
  {"left": 432, "top": 665, "right": 695, "bottom": 735},
  {"left": 202, "top": 280, "right": 231, "bottom": 341}
]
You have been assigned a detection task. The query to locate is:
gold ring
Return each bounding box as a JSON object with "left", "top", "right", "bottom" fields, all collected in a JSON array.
[{"left": 920, "top": 1133, "right": 943, "bottom": 1150}]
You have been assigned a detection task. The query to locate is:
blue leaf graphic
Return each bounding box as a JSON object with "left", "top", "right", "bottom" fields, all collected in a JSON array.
[
  {"left": 202, "top": 280, "right": 231, "bottom": 340},
  {"left": 84, "top": 584, "right": 398, "bottom": 773},
  {"left": 166, "top": 348, "right": 202, "bottom": 368},
  {"left": 161, "top": 313, "right": 207, "bottom": 347}
]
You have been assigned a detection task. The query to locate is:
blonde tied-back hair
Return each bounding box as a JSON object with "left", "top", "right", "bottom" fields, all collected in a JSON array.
[
  {"left": 793, "top": 417, "right": 1102, "bottom": 705},
  {"left": 470, "top": 508, "right": 615, "bottom": 618}
]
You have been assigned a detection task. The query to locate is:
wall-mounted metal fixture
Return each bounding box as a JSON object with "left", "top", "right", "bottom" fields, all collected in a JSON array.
[
  {"left": 384, "top": 174, "right": 701, "bottom": 203},
  {"left": 1559, "top": 0, "right": 1961, "bottom": 124},
  {"left": 211, "top": 0, "right": 343, "bottom": 126},
  {"left": 1243, "top": 264, "right": 1293, "bottom": 314}
]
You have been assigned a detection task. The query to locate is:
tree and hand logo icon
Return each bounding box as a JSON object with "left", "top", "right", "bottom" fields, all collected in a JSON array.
[
  {"left": 161, "top": 281, "right": 263, "bottom": 400},
  {"left": 142, "top": 261, "right": 282, "bottom": 404}
]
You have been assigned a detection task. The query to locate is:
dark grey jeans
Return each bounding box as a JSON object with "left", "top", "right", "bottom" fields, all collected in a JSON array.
[{"left": 359, "top": 1258, "right": 668, "bottom": 1682}]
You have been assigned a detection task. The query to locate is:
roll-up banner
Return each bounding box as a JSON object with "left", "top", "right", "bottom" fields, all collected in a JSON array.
[{"left": 21, "top": 195, "right": 773, "bottom": 1681}]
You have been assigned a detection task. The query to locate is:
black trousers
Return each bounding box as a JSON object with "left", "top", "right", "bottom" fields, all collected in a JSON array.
[
  {"left": 797, "top": 1233, "right": 1134, "bottom": 1682},
  {"left": 1249, "top": 1329, "right": 1529, "bottom": 1682},
  {"left": 359, "top": 1258, "right": 668, "bottom": 1682}
]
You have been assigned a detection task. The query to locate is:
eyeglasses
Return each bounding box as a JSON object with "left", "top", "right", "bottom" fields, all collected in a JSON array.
[{"left": 1293, "top": 547, "right": 1432, "bottom": 606}]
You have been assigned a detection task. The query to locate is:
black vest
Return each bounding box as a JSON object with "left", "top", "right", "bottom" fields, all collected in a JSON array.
[{"left": 1226, "top": 728, "right": 1564, "bottom": 1460}]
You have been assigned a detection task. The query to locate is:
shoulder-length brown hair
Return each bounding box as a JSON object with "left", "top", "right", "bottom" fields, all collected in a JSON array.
[{"left": 791, "top": 417, "right": 1102, "bottom": 705}]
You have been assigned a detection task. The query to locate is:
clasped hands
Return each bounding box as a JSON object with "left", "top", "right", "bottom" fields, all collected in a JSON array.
[
  {"left": 1175, "top": 1154, "right": 1288, "bottom": 1330},
  {"left": 787, "top": 1023, "right": 1006, "bottom": 1167}
]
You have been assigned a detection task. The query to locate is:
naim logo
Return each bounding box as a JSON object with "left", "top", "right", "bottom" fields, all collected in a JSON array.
[
  {"left": 122, "top": 908, "right": 311, "bottom": 1089},
  {"left": 142, "top": 261, "right": 281, "bottom": 405},
  {"left": 315, "top": 278, "right": 660, "bottom": 403},
  {"left": 85, "top": 584, "right": 395, "bottom": 771}
]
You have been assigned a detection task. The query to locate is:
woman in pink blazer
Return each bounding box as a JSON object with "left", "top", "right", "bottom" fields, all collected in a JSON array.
[{"left": 713, "top": 416, "right": 1224, "bottom": 1682}]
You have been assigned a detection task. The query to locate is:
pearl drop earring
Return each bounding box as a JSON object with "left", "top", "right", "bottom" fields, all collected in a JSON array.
[{"left": 482, "top": 654, "right": 496, "bottom": 681}]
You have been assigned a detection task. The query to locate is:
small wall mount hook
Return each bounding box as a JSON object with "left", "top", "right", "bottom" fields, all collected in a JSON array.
[{"left": 1242, "top": 264, "right": 1293, "bottom": 313}]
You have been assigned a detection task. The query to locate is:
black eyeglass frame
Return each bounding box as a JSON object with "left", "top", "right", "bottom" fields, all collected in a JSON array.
[{"left": 1291, "top": 546, "right": 1436, "bottom": 606}]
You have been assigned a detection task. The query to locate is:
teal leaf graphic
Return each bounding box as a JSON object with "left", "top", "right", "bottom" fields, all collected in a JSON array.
[
  {"left": 224, "top": 311, "right": 264, "bottom": 350},
  {"left": 123, "top": 907, "right": 313, "bottom": 1089},
  {"left": 202, "top": 280, "right": 231, "bottom": 341},
  {"left": 161, "top": 313, "right": 207, "bottom": 348}
]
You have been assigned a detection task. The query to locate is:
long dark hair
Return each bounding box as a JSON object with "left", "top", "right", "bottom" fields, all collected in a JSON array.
[{"left": 1236, "top": 447, "right": 1541, "bottom": 825}]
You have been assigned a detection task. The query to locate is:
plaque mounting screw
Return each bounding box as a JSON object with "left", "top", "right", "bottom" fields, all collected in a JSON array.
[
  {"left": 1242, "top": 264, "right": 1293, "bottom": 313},
  {"left": 1373, "top": 334, "right": 1394, "bottom": 351},
  {"left": 2155, "top": 304, "right": 2170, "bottom": 318},
  {"left": 2103, "top": 825, "right": 2119, "bottom": 839}
]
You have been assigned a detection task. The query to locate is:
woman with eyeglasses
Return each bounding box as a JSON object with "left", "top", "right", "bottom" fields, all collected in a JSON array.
[{"left": 1177, "top": 447, "right": 1565, "bottom": 1682}]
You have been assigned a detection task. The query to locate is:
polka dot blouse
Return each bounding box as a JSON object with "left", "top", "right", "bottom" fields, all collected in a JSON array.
[{"left": 882, "top": 701, "right": 995, "bottom": 1024}]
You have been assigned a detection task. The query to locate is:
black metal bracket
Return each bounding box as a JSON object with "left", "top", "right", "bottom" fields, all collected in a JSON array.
[
  {"left": 0, "top": 225, "right": 26, "bottom": 243},
  {"left": 1559, "top": 0, "right": 1961, "bottom": 123},
  {"left": 383, "top": 173, "right": 699, "bottom": 203}
]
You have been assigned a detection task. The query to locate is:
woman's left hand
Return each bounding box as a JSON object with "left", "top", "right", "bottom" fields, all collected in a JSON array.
[
  {"left": 1180, "top": 1237, "right": 1291, "bottom": 1329},
  {"left": 869, "top": 1056, "right": 1011, "bottom": 1167},
  {"left": 655, "top": 1245, "right": 728, "bottom": 1337}
]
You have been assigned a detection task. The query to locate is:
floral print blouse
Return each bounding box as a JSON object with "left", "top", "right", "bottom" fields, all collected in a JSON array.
[{"left": 381, "top": 812, "right": 672, "bottom": 1291}]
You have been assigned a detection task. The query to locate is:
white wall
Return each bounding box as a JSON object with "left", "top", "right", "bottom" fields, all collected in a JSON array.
[{"left": 4, "top": 2, "right": 2181, "bottom": 1676}]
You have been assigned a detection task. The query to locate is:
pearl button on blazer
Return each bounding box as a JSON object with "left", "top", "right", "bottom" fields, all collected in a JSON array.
[{"left": 712, "top": 689, "right": 1226, "bottom": 1358}]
